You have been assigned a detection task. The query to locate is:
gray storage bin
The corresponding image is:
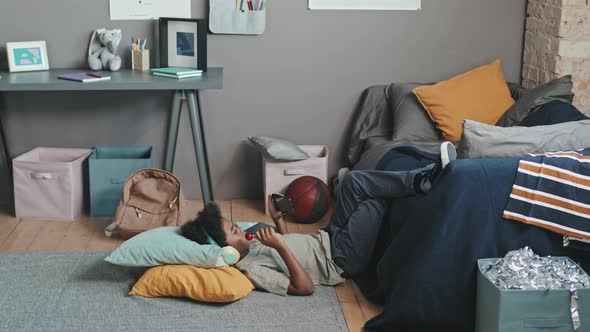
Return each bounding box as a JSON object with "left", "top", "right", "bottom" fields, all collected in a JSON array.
[
  {"left": 89, "top": 145, "right": 152, "bottom": 217},
  {"left": 476, "top": 258, "right": 590, "bottom": 332},
  {"left": 262, "top": 145, "right": 328, "bottom": 215},
  {"left": 13, "top": 147, "right": 92, "bottom": 221}
]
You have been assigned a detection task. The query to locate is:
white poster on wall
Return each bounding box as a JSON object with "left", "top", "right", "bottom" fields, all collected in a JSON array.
[
  {"left": 110, "top": 0, "right": 191, "bottom": 20},
  {"left": 309, "top": 0, "right": 420, "bottom": 10}
]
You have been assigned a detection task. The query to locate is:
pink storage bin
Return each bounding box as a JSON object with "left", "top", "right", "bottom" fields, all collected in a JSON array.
[
  {"left": 263, "top": 145, "right": 329, "bottom": 215},
  {"left": 13, "top": 147, "right": 93, "bottom": 221}
]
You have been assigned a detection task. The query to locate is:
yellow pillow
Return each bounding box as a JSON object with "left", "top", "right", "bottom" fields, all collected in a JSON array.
[
  {"left": 129, "top": 265, "right": 255, "bottom": 303},
  {"left": 413, "top": 59, "right": 515, "bottom": 141}
]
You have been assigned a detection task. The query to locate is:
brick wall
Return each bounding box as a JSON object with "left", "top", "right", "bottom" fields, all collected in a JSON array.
[{"left": 522, "top": 0, "right": 590, "bottom": 113}]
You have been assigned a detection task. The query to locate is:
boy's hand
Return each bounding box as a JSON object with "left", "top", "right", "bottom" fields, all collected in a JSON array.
[
  {"left": 267, "top": 194, "right": 288, "bottom": 234},
  {"left": 256, "top": 228, "right": 285, "bottom": 250},
  {"left": 267, "top": 194, "right": 283, "bottom": 221}
]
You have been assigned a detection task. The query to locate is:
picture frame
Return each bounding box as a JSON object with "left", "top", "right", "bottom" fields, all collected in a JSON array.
[
  {"left": 159, "top": 18, "right": 207, "bottom": 71},
  {"left": 6, "top": 41, "right": 50, "bottom": 72},
  {"left": 308, "top": 0, "right": 420, "bottom": 10}
]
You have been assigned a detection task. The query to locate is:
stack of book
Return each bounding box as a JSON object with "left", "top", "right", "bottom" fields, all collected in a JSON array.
[{"left": 151, "top": 67, "right": 203, "bottom": 79}]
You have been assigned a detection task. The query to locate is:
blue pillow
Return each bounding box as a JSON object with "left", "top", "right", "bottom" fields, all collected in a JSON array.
[{"left": 105, "top": 226, "right": 227, "bottom": 268}]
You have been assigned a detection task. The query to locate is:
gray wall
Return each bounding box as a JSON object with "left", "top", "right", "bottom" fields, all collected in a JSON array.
[{"left": 0, "top": 0, "right": 526, "bottom": 203}]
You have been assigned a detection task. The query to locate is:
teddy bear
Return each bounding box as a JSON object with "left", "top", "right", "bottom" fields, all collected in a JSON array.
[{"left": 88, "top": 28, "right": 122, "bottom": 71}]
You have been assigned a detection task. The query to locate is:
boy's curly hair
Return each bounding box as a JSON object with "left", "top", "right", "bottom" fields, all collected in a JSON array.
[{"left": 181, "top": 202, "right": 228, "bottom": 246}]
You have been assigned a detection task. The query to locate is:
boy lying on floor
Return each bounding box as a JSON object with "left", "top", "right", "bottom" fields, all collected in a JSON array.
[{"left": 182, "top": 142, "right": 456, "bottom": 296}]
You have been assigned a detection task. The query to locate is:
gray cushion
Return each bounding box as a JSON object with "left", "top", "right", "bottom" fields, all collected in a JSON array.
[
  {"left": 457, "top": 119, "right": 590, "bottom": 159},
  {"left": 346, "top": 85, "right": 393, "bottom": 166},
  {"left": 390, "top": 83, "right": 440, "bottom": 148},
  {"left": 248, "top": 136, "right": 310, "bottom": 161},
  {"left": 496, "top": 76, "right": 574, "bottom": 127},
  {"left": 507, "top": 82, "right": 527, "bottom": 102}
]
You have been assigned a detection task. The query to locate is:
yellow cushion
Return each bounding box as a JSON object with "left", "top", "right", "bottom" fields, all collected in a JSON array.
[
  {"left": 129, "top": 265, "right": 255, "bottom": 303},
  {"left": 412, "top": 60, "right": 515, "bottom": 141}
]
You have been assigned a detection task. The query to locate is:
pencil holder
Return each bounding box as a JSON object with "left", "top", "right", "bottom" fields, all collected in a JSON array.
[{"left": 132, "top": 50, "right": 150, "bottom": 71}]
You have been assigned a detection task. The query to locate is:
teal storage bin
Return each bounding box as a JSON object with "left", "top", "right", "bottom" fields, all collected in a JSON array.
[
  {"left": 476, "top": 258, "right": 590, "bottom": 332},
  {"left": 89, "top": 146, "right": 152, "bottom": 217}
]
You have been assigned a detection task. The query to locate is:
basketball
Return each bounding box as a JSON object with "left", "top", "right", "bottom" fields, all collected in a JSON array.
[{"left": 285, "top": 176, "right": 331, "bottom": 224}]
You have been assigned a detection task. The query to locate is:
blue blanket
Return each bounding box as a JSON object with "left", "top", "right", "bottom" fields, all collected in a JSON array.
[{"left": 360, "top": 156, "right": 590, "bottom": 331}]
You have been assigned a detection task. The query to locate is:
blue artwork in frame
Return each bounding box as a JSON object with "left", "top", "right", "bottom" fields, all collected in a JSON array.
[
  {"left": 13, "top": 47, "right": 43, "bottom": 66},
  {"left": 176, "top": 32, "right": 195, "bottom": 57}
]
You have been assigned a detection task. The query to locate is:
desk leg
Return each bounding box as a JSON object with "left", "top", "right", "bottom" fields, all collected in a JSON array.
[
  {"left": 164, "top": 90, "right": 182, "bottom": 172},
  {"left": 186, "top": 90, "right": 214, "bottom": 203},
  {"left": 0, "top": 120, "right": 9, "bottom": 168},
  {"left": 0, "top": 103, "right": 12, "bottom": 211}
]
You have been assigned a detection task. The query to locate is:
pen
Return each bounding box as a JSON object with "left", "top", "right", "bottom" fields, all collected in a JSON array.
[
  {"left": 260, "top": 0, "right": 264, "bottom": 10},
  {"left": 256, "top": 0, "right": 259, "bottom": 10},
  {"left": 240, "top": 0, "right": 244, "bottom": 11},
  {"left": 86, "top": 73, "right": 103, "bottom": 78},
  {"left": 141, "top": 39, "right": 146, "bottom": 52},
  {"left": 247, "top": 0, "right": 253, "bottom": 10}
]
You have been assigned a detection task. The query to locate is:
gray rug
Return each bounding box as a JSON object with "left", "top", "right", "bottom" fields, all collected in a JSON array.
[{"left": 0, "top": 252, "right": 348, "bottom": 332}]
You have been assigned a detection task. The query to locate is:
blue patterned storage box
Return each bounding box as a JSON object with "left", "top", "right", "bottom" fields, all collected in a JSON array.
[
  {"left": 89, "top": 146, "right": 152, "bottom": 217},
  {"left": 476, "top": 258, "right": 590, "bottom": 332}
]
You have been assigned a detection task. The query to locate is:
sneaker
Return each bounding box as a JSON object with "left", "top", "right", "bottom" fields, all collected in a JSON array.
[
  {"left": 426, "top": 142, "right": 457, "bottom": 182},
  {"left": 440, "top": 141, "right": 457, "bottom": 169},
  {"left": 412, "top": 172, "right": 431, "bottom": 194},
  {"left": 414, "top": 142, "right": 456, "bottom": 194}
]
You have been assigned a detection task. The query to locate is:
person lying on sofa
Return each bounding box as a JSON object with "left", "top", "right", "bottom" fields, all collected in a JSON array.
[{"left": 181, "top": 142, "right": 456, "bottom": 296}]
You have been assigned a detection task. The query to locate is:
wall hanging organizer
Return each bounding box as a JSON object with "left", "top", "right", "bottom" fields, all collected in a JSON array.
[{"left": 209, "top": 0, "right": 266, "bottom": 35}]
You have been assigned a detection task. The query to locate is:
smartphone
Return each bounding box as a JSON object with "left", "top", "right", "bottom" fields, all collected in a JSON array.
[{"left": 271, "top": 193, "right": 294, "bottom": 216}]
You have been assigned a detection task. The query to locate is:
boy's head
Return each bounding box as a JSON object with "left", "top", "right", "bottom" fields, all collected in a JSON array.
[{"left": 181, "top": 202, "right": 250, "bottom": 254}]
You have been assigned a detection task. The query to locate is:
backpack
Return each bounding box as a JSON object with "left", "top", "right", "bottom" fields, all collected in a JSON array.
[{"left": 106, "top": 168, "right": 185, "bottom": 239}]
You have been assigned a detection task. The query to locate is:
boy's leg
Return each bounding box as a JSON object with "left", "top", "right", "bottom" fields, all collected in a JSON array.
[
  {"left": 326, "top": 166, "right": 431, "bottom": 277},
  {"left": 330, "top": 198, "right": 388, "bottom": 277},
  {"left": 329, "top": 166, "right": 432, "bottom": 230}
]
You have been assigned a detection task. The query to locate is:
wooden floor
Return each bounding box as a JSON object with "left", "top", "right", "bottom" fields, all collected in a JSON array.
[{"left": 0, "top": 200, "right": 382, "bottom": 332}]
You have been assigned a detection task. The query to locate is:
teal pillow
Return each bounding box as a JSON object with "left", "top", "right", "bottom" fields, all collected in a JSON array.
[
  {"left": 248, "top": 136, "right": 310, "bottom": 161},
  {"left": 105, "top": 226, "right": 227, "bottom": 268}
]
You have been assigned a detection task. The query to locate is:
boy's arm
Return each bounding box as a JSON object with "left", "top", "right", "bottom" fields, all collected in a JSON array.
[{"left": 255, "top": 228, "right": 314, "bottom": 296}]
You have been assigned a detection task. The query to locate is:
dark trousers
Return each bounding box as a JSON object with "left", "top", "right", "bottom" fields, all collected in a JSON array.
[{"left": 326, "top": 166, "right": 432, "bottom": 277}]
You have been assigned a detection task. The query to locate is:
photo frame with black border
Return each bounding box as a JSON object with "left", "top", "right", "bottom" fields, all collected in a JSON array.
[{"left": 159, "top": 17, "right": 207, "bottom": 71}]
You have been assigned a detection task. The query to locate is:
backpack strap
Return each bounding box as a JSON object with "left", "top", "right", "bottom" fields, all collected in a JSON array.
[{"left": 104, "top": 222, "right": 119, "bottom": 237}]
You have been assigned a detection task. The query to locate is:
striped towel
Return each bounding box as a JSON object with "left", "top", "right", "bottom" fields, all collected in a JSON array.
[{"left": 503, "top": 150, "right": 590, "bottom": 241}]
